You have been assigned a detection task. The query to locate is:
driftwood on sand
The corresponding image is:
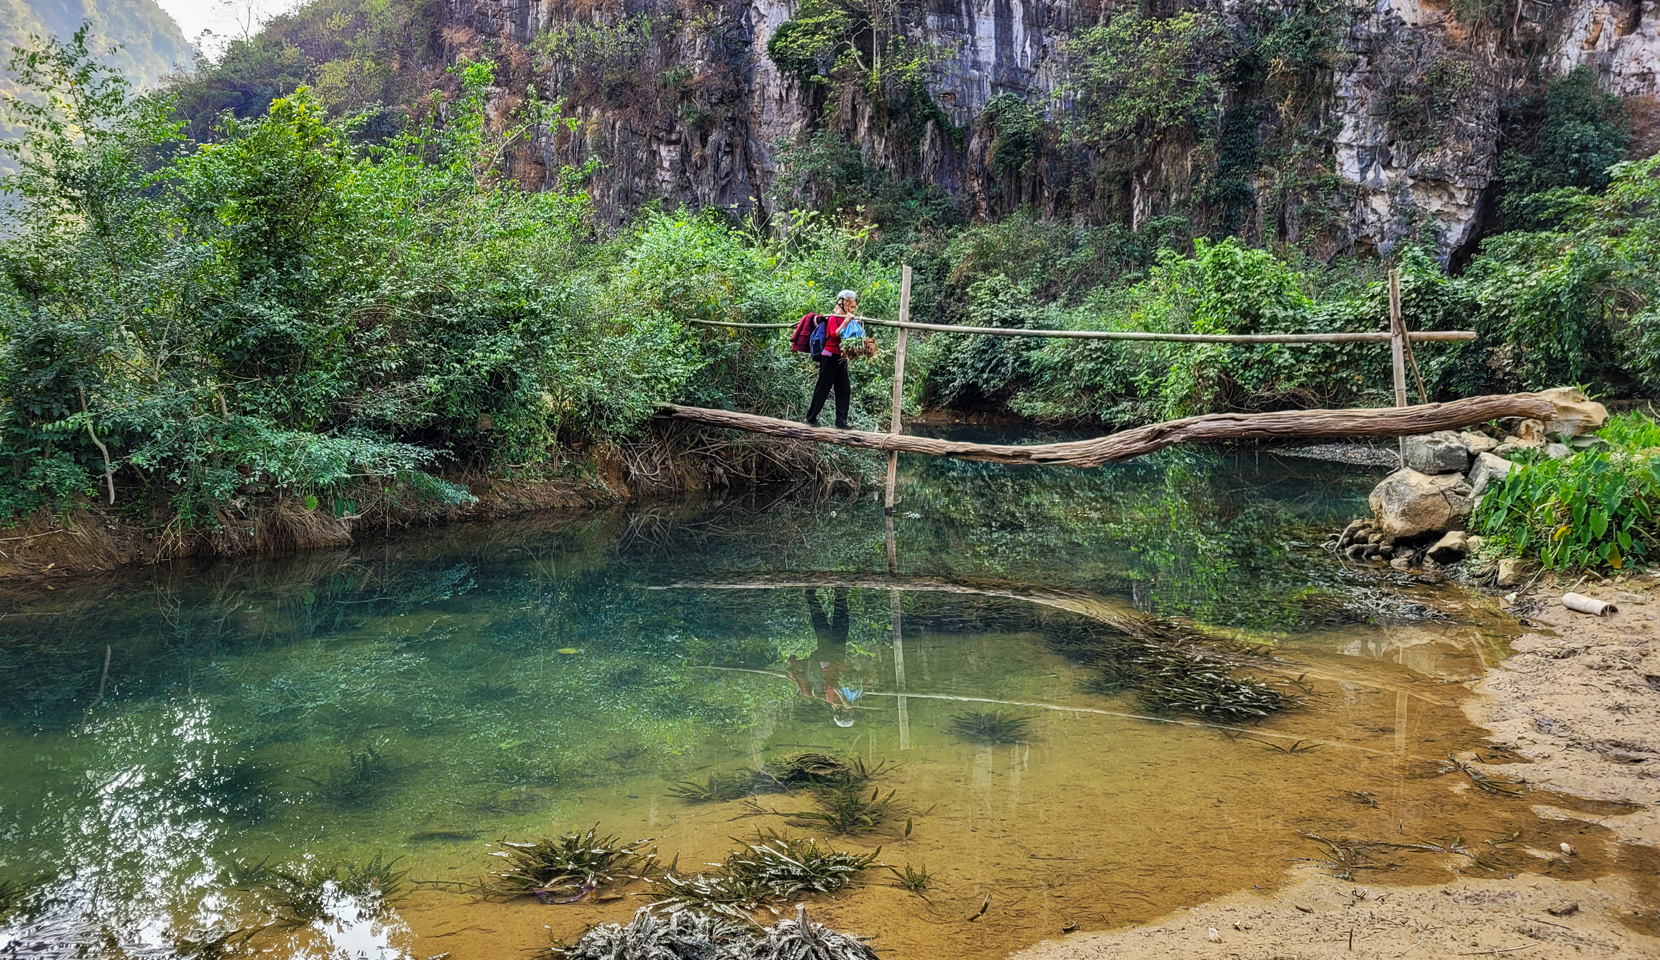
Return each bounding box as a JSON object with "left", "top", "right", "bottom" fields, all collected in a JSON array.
[{"left": 658, "top": 394, "right": 1559, "bottom": 467}]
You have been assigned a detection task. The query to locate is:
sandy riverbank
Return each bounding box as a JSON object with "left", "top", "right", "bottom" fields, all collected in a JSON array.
[{"left": 1013, "top": 572, "right": 1660, "bottom": 960}]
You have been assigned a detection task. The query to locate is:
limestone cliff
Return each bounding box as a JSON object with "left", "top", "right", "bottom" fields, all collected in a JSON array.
[{"left": 438, "top": 0, "right": 1660, "bottom": 257}]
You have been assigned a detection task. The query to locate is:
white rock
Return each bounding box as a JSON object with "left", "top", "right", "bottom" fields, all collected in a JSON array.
[
  {"left": 1459, "top": 432, "right": 1501, "bottom": 455},
  {"left": 1427, "top": 530, "right": 1470, "bottom": 564},
  {"left": 1467, "top": 452, "right": 1514, "bottom": 498},
  {"left": 1369, "top": 469, "right": 1475, "bottom": 539}
]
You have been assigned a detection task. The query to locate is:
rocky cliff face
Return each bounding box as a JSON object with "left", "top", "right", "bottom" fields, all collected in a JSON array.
[{"left": 439, "top": 0, "right": 1659, "bottom": 257}]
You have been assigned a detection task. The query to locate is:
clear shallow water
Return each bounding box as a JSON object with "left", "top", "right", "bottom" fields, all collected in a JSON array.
[{"left": 2, "top": 448, "right": 1654, "bottom": 959}]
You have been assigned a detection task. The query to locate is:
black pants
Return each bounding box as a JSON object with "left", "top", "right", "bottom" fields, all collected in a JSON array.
[{"left": 808, "top": 356, "right": 850, "bottom": 426}]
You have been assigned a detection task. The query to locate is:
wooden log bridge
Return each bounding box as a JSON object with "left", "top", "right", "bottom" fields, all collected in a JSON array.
[{"left": 659, "top": 393, "right": 1558, "bottom": 467}]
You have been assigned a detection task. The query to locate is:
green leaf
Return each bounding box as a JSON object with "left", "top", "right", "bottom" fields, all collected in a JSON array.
[{"left": 304, "top": 494, "right": 319, "bottom": 511}]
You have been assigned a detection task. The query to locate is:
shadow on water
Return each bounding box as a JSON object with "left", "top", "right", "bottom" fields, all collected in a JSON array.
[{"left": 1, "top": 445, "right": 1655, "bottom": 958}]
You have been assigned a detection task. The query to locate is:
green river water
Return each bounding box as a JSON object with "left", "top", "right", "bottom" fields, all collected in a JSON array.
[{"left": 1, "top": 441, "right": 1650, "bottom": 960}]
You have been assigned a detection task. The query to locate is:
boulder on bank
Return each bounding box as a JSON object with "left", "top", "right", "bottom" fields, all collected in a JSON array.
[
  {"left": 1369, "top": 469, "right": 1475, "bottom": 539},
  {"left": 1427, "top": 530, "right": 1469, "bottom": 564},
  {"left": 1403, "top": 432, "right": 1472, "bottom": 475},
  {"left": 1467, "top": 452, "right": 1514, "bottom": 498},
  {"left": 1459, "top": 432, "right": 1501, "bottom": 455},
  {"left": 1536, "top": 386, "right": 1608, "bottom": 437}
]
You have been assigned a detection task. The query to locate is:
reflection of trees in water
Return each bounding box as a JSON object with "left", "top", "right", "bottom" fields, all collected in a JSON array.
[{"left": 0, "top": 446, "right": 1375, "bottom": 730}]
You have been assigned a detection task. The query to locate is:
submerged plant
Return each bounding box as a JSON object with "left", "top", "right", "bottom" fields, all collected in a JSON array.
[
  {"left": 758, "top": 905, "right": 879, "bottom": 960},
  {"left": 232, "top": 852, "right": 407, "bottom": 926},
  {"left": 649, "top": 832, "right": 878, "bottom": 920},
  {"left": 1079, "top": 659, "right": 1147, "bottom": 695},
  {"left": 304, "top": 746, "right": 397, "bottom": 807},
  {"left": 723, "top": 833, "right": 877, "bottom": 898},
  {"left": 550, "top": 907, "right": 756, "bottom": 959},
  {"left": 886, "top": 863, "right": 931, "bottom": 895},
  {"left": 669, "top": 769, "right": 775, "bottom": 803},
  {"left": 649, "top": 872, "right": 768, "bottom": 922},
  {"left": 948, "top": 710, "right": 1036, "bottom": 744},
  {"left": 1133, "top": 662, "right": 1299, "bottom": 723},
  {"left": 1047, "top": 613, "right": 1303, "bottom": 724},
  {"left": 550, "top": 904, "right": 875, "bottom": 960},
  {"left": 786, "top": 783, "right": 900, "bottom": 836},
  {"left": 486, "top": 826, "right": 659, "bottom": 901},
  {"left": 766, "top": 752, "right": 868, "bottom": 787}
]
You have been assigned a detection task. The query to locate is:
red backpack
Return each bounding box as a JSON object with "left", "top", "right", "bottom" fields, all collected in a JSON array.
[{"left": 789, "top": 313, "right": 819, "bottom": 353}]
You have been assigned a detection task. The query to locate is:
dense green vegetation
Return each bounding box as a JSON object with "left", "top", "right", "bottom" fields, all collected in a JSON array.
[
  {"left": 0, "top": 36, "right": 890, "bottom": 527},
  {"left": 3, "top": 9, "right": 1660, "bottom": 547},
  {"left": 1477, "top": 411, "right": 1660, "bottom": 571}
]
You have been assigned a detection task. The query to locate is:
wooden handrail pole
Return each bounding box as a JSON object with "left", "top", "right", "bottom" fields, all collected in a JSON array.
[
  {"left": 884, "top": 266, "right": 911, "bottom": 515},
  {"left": 1388, "top": 268, "right": 1407, "bottom": 460}
]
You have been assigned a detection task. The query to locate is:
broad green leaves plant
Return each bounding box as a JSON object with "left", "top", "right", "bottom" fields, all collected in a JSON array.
[{"left": 1476, "top": 412, "right": 1660, "bottom": 570}]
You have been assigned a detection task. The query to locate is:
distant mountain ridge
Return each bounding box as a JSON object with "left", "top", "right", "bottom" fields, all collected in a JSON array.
[
  {"left": 2, "top": 0, "right": 192, "bottom": 88},
  {"left": 1, "top": 0, "right": 190, "bottom": 171}
]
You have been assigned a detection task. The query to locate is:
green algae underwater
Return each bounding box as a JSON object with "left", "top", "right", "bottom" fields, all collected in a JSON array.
[{"left": 2, "top": 444, "right": 1654, "bottom": 960}]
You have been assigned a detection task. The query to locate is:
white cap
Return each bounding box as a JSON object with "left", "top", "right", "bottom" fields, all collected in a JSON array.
[{"left": 837, "top": 290, "right": 858, "bottom": 302}]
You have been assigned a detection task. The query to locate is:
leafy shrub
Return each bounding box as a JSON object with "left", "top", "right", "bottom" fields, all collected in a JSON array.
[
  {"left": 1496, "top": 67, "right": 1632, "bottom": 230},
  {"left": 1063, "top": 12, "right": 1238, "bottom": 159},
  {"left": 1459, "top": 154, "right": 1660, "bottom": 394},
  {"left": 766, "top": 0, "right": 858, "bottom": 82},
  {"left": 980, "top": 93, "right": 1045, "bottom": 176},
  {"left": 1476, "top": 412, "right": 1660, "bottom": 570}
]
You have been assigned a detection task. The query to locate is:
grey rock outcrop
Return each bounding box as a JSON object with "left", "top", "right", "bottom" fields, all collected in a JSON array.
[
  {"left": 1369, "top": 468, "right": 1475, "bottom": 539},
  {"left": 1427, "top": 529, "right": 1469, "bottom": 564},
  {"left": 435, "top": 0, "right": 1660, "bottom": 254},
  {"left": 1403, "top": 431, "right": 1471, "bottom": 475},
  {"left": 1459, "top": 432, "right": 1500, "bottom": 455},
  {"left": 1467, "top": 452, "right": 1514, "bottom": 498}
]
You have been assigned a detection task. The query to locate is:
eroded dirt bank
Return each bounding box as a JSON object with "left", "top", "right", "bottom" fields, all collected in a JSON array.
[{"left": 1014, "top": 572, "right": 1660, "bottom": 960}]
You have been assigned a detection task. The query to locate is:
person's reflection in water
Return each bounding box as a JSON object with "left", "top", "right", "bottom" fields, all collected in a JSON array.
[{"left": 788, "top": 587, "right": 869, "bottom": 727}]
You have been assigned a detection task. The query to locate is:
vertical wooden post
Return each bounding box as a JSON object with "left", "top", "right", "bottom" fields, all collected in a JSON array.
[
  {"left": 1388, "top": 267, "right": 1406, "bottom": 461},
  {"left": 884, "top": 265, "right": 911, "bottom": 515}
]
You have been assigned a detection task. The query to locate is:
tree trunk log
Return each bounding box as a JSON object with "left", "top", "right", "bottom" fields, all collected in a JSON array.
[{"left": 657, "top": 394, "right": 1558, "bottom": 467}]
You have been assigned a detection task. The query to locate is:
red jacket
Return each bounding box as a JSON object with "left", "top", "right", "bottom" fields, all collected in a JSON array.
[{"left": 820, "top": 314, "right": 849, "bottom": 358}]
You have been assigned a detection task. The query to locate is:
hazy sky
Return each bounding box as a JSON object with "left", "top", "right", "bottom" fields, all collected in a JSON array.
[{"left": 153, "top": 0, "right": 305, "bottom": 57}]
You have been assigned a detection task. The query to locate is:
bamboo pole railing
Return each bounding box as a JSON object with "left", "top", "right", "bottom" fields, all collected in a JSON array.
[
  {"left": 659, "top": 394, "right": 1556, "bottom": 467},
  {"left": 684, "top": 316, "right": 1477, "bottom": 344},
  {"left": 676, "top": 270, "right": 1486, "bottom": 489}
]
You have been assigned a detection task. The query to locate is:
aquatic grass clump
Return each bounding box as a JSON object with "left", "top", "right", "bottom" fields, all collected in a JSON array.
[
  {"left": 948, "top": 710, "right": 1036, "bottom": 744},
  {"left": 1133, "top": 662, "right": 1301, "bottom": 723},
  {"left": 231, "top": 852, "right": 407, "bottom": 926},
  {"left": 756, "top": 905, "right": 879, "bottom": 960},
  {"left": 886, "top": 863, "right": 930, "bottom": 895},
  {"left": 550, "top": 905, "right": 876, "bottom": 960},
  {"left": 649, "top": 833, "right": 879, "bottom": 920},
  {"left": 765, "top": 753, "right": 890, "bottom": 787},
  {"left": 303, "top": 746, "right": 397, "bottom": 807},
  {"left": 669, "top": 768, "right": 777, "bottom": 803},
  {"left": 1079, "top": 659, "right": 1148, "bottom": 695},
  {"left": 785, "top": 784, "right": 900, "bottom": 836},
  {"left": 1043, "top": 612, "right": 1305, "bottom": 724},
  {"left": 724, "top": 833, "right": 877, "bottom": 898},
  {"left": 551, "top": 907, "right": 755, "bottom": 959},
  {"left": 486, "top": 826, "right": 659, "bottom": 902},
  {"left": 671, "top": 754, "right": 890, "bottom": 806}
]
